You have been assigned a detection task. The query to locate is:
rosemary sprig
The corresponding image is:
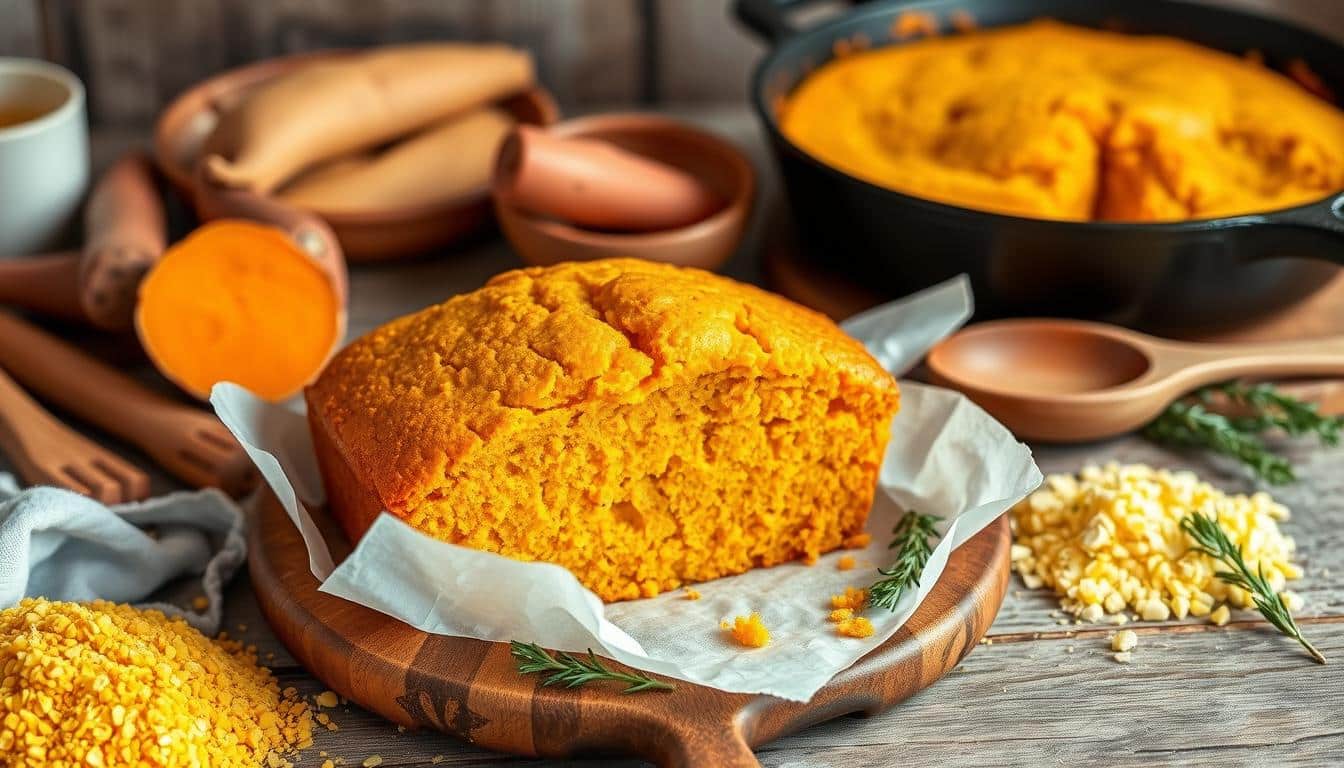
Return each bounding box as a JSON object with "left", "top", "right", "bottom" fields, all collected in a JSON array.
[
  {"left": 868, "top": 511, "right": 941, "bottom": 611},
  {"left": 1145, "top": 381, "right": 1344, "bottom": 484},
  {"left": 510, "top": 641, "right": 674, "bottom": 693},
  {"left": 1143, "top": 400, "right": 1296, "bottom": 484},
  {"left": 1218, "top": 381, "right": 1343, "bottom": 445},
  {"left": 1180, "top": 511, "right": 1325, "bottom": 664}
]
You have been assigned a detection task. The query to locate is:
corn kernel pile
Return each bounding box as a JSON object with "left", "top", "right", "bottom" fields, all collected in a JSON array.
[
  {"left": 1010, "top": 463, "right": 1303, "bottom": 622},
  {"left": 0, "top": 599, "right": 313, "bottom": 767}
]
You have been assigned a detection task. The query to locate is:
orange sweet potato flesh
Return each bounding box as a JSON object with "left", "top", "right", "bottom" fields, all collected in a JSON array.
[{"left": 135, "top": 220, "right": 344, "bottom": 402}]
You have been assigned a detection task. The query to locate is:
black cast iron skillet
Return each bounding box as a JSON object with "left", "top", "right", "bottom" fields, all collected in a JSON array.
[{"left": 736, "top": 0, "right": 1344, "bottom": 331}]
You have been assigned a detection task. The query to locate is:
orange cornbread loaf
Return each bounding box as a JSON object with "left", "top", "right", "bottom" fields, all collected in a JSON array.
[{"left": 306, "top": 259, "right": 900, "bottom": 601}]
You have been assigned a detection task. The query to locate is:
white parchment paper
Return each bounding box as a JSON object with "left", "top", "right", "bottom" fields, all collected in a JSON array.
[{"left": 211, "top": 275, "right": 1042, "bottom": 702}]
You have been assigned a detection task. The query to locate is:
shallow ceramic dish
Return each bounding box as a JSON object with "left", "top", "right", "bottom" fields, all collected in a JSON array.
[
  {"left": 493, "top": 113, "right": 755, "bottom": 271},
  {"left": 154, "top": 50, "right": 559, "bottom": 262}
]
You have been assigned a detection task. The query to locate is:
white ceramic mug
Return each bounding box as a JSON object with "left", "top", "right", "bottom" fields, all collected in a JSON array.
[{"left": 0, "top": 58, "right": 89, "bottom": 256}]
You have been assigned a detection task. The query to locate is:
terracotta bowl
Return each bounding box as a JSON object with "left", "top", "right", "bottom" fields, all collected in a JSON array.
[
  {"left": 153, "top": 50, "right": 559, "bottom": 262},
  {"left": 492, "top": 114, "right": 755, "bottom": 271}
]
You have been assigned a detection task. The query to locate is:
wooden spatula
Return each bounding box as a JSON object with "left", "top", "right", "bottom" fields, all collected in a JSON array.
[
  {"left": 0, "top": 366, "right": 150, "bottom": 503},
  {"left": 0, "top": 310, "right": 257, "bottom": 497}
]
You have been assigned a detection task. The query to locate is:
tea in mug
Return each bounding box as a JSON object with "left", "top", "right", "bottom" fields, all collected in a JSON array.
[{"left": 0, "top": 105, "right": 50, "bottom": 128}]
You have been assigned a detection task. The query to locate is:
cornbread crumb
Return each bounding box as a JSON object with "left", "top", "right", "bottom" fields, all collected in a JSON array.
[
  {"left": 323, "top": 761, "right": 335, "bottom": 768},
  {"left": 1112, "top": 629, "right": 1138, "bottom": 652},
  {"left": 843, "top": 532, "right": 872, "bottom": 549},
  {"left": 727, "top": 613, "right": 771, "bottom": 648},
  {"left": 1113, "top": 651, "right": 1133, "bottom": 664},
  {"left": 837, "top": 554, "right": 857, "bottom": 571},
  {"left": 1011, "top": 464, "right": 1303, "bottom": 623},
  {"left": 684, "top": 588, "right": 701, "bottom": 601},
  {"left": 831, "top": 587, "right": 868, "bottom": 610},
  {"left": 316, "top": 690, "right": 340, "bottom": 708},
  {"left": 364, "top": 757, "right": 384, "bottom": 768},
  {"left": 191, "top": 595, "right": 210, "bottom": 611},
  {"left": 0, "top": 598, "right": 312, "bottom": 768},
  {"left": 432, "top": 757, "right": 446, "bottom": 764},
  {"left": 828, "top": 608, "right": 854, "bottom": 623},
  {"left": 1210, "top": 605, "right": 1232, "bottom": 626},
  {"left": 836, "top": 616, "right": 875, "bottom": 638}
]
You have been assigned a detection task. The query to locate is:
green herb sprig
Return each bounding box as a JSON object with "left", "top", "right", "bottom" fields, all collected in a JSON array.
[
  {"left": 868, "top": 511, "right": 941, "bottom": 611},
  {"left": 1144, "top": 381, "right": 1342, "bottom": 485},
  {"left": 1180, "top": 511, "right": 1325, "bottom": 664},
  {"left": 510, "top": 641, "right": 674, "bottom": 693}
]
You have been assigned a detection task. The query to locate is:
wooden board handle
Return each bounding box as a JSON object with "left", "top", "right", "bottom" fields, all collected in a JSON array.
[{"left": 658, "top": 726, "right": 760, "bottom": 768}]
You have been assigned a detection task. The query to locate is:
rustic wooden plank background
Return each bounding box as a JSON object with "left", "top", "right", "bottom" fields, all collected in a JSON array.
[{"left": 6, "top": 0, "right": 1336, "bottom": 129}]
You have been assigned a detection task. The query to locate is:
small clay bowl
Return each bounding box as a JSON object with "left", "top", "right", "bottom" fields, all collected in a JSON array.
[
  {"left": 153, "top": 50, "right": 559, "bottom": 262},
  {"left": 492, "top": 114, "right": 755, "bottom": 270}
]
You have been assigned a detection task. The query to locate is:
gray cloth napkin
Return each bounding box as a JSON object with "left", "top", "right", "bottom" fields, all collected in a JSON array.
[{"left": 0, "top": 472, "right": 246, "bottom": 635}]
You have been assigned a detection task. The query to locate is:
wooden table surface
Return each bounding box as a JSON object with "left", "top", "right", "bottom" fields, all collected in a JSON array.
[{"left": 5, "top": 107, "right": 1344, "bottom": 767}]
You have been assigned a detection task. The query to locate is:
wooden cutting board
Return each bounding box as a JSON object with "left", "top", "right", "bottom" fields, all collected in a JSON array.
[
  {"left": 765, "top": 249, "right": 1344, "bottom": 415},
  {"left": 249, "top": 492, "right": 1011, "bottom": 767}
]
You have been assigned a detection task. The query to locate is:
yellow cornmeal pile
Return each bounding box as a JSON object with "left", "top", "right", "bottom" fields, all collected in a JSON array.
[
  {"left": 1011, "top": 464, "right": 1303, "bottom": 623},
  {"left": 0, "top": 598, "right": 313, "bottom": 767}
]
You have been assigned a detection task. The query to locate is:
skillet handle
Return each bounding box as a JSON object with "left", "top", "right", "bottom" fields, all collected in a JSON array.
[
  {"left": 734, "top": 0, "right": 866, "bottom": 42},
  {"left": 1253, "top": 193, "right": 1344, "bottom": 260}
]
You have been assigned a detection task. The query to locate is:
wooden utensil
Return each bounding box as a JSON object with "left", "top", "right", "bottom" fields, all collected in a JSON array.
[
  {"left": 927, "top": 318, "right": 1344, "bottom": 442},
  {"left": 0, "top": 153, "right": 165, "bottom": 330},
  {"left": 250, "top": 492, "right": 1010, "bottom": 768},
  {"left": 0, "top": 310, "right": 256, "bottom": 496},
  {"left": 0, "top": 367, "right": 150, "bottom": 503}
]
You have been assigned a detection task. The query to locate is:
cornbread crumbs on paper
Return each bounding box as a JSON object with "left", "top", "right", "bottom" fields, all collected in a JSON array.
[
  {"left": 0, "top": 598, "right": 313, "bottom": 768},
  {"left": 724, "top": 613, "right": 771, "bottom": 648},
  {"left": 836, "top": 616, "right": 875, "bottom": 639},
  {"left": 828, "top": 608, "right": 854, "bottom": 623},
  {"left": 1010, "top": 463, "right": 1304, "bottom": 624},
  {"left": 836, "top": 554, "right": 857, "bottom": 571},
  {"left": 684, "top": 588, "right": 701, "bottom": 601},
  {"left": 831, "top": 587, "right": 868, "bottom": 610}
]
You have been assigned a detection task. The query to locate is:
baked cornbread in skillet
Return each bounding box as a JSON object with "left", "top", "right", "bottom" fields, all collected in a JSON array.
[
  {"left": 780, "top": 20, "right": 1344, "bottom": 221},
  {"left": 306, "top": 258, "right": 899, "bottom": 601}
]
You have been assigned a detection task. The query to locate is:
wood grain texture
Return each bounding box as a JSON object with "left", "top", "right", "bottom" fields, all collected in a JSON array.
[
  {"left": 248, "top": 493, "right": 1011, "bottom": 767},
  {"left": 42, "top": 0, "right": 640, "bottom": 127},
  {"left": 0, "top": 0, "right": 41, "bottom": 57}
]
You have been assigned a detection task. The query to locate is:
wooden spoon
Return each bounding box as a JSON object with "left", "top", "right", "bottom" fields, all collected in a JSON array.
[
  {"left": 0, "top": 367, "right": 150, "bottom": 503},
  {"left": 926, "top": 318, "right": 1344, "bottom": 442},
  {"left": 0, "top": 310, "right": 257, "bottom": 496}
]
